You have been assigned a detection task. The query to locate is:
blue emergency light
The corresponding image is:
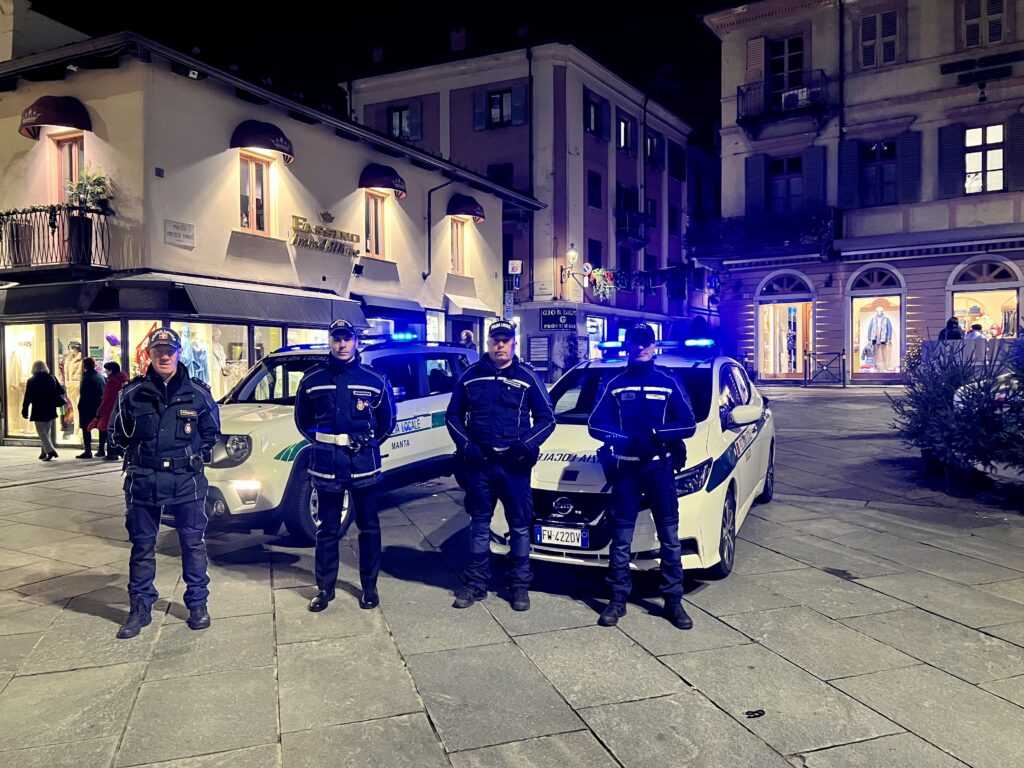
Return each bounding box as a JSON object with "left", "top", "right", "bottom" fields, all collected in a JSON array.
[
  {"left": 390, "top": 332, "right": 418, "bottom": 342},
  {"left": 597, "top": 341, "right": 623, "bottom": 349},
  {"left": 684, "top": 338, "right": 715, "bottom": 348}
]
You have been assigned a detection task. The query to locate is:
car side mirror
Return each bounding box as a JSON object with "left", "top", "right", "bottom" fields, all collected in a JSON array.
[{"left": 729, "top": 404, "right": 762, "bottom": 427}]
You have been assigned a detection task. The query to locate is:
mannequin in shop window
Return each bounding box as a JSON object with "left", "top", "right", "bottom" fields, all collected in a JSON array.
[
  {"left": 8, "top": 339, "right": 35, "bottom": 434},
  {"left": 178, "top": 325, "right": 210, "bottom": 383},
  {"left": 867, "top": 307, "right": 894, "bottom": 372},
  {"left": 62, "top": 341, "right": 83, "bottom": 421},
  {"left": 965, "top": 323, "right": 986, "bottom": 339}
]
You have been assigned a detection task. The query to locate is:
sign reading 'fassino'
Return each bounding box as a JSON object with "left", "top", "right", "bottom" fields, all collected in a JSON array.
[{"left": 290, "top": 215, "right": 360, "bottom": 256}]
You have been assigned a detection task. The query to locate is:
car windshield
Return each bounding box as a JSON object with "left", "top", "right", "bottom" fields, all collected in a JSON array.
[
  {"left": 549, "top": 363, "right": 713, "bottom": 425},
  {"left": 223, "top": 354, "right": 325, "bottom": 406}
]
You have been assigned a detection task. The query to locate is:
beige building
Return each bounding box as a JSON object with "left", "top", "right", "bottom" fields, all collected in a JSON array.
[
  {"left": 702, "top": 0, "right": 1024, "bottom": 383},
  {"left": 0, "top": 31, "right": 539, "bottom": 446}
]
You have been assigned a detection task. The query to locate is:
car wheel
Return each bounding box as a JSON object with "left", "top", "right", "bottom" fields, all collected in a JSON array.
[
  {"left": 284, "top": 478, "right": 353, "bottom": 546},
  {"left": 707, "top": 486, "right": 737, "bottom": 579},
  {"left": 756, "top": 442, "right": 775, "bottom": 504}
]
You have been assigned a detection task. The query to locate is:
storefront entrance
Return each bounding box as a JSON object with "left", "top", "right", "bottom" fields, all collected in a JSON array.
[{"left": 758, "top": 301, "right": 813, "bottom": 378}]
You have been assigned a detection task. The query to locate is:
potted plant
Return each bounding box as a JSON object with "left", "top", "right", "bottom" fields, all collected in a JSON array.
[{"left": 65, "top": 165, "right": 113, "bottom": 264}]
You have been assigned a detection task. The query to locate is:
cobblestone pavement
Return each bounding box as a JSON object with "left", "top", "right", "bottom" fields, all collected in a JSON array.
[{"left": 0, "top": 387, "right": 1022, "bottom": 767}]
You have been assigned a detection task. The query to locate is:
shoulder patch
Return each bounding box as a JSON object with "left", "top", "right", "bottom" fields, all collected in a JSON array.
[
  {"left": 191, "top": 377, "right": 211, "bottom": 390},
  {"left": 131, "top": 375, "right": 146, "bottom": 383}
]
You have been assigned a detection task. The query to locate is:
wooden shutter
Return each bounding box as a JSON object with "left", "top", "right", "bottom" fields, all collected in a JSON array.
[
  {"left": 861, "top": 14, "right": 878, "bottom": 67},
  {"left": 964, "top": 0, "right": 982, "bottom": 47},
  {"left": 511, "top": 84, "right": 527, "bottom": 126},
  {"left": 408, "top": 101, "right": 422, "bottom": 141},
  {"left": 938, "top": 123, "right": 965, "bottom": 198},
  {"left": 745, "top": 154, "right": 768, "bottom": 216},
  {"left": 988, "top": 0, "right": 1005, "bottom": 43},
  {"left": 837, "top": 139, "right": 861, "bottom": 209},
  {"left": 896, "top": 131, "right": 922, "bottom": 203},
  {"left": 472, "top": 90, "right": 486, "bottom": 131},
  {"left": 881, "top": 11, "right": 898, "bottom": 64},
  {"left": 745, "top": 37, "right": 765, "bottom": 83},
  {"left": 802, "top": 145, "right": 826, "bottom": 210},
  {"left": 1005, "top": 114, "right": 1024, "bottom": 191}
]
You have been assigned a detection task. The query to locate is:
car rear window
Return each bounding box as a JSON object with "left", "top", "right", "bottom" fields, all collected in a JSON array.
[
  {"left": 550, "top": 365, "right": 712, "bottom": 424},
  {"left": 224, "top": 354, "right": 325, "bottom": 405}
]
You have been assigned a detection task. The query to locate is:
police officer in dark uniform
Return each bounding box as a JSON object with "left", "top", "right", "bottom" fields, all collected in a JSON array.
[
  {"left": 294, "top": 320, "right": 396, "bottom": 612},
  {"left": 109, "top": 327, "right": 220, "bottom": 639},
  {"left": 588, "top": 323, "right": 697, "bottom": 630},
  {"left": 445, "top": 320, "right": 555, "bottom": 612}
]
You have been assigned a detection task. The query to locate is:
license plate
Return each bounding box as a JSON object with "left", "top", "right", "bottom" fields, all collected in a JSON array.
[{"left": 533, "top": 525, "right": 589, "bottom": 548}]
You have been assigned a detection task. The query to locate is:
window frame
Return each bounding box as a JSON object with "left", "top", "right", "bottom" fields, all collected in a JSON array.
[
  {"left": 388, "top": 104, "right": 411, "bottom": 140},
  {"left": 964, "top": 123, "right": 1005, "bottom": 195},
  {"left": 365, "top": 189, "right": 388, "bottom": 259},
  {"left": 53, "top": 132, "right": 84, "bottom": 205},
  {"left": 958, "top": 0, "right": 1012, "bottom": 49},
  {"left": 769, "top": 155, "right": 805, "bottom": 215},
  {"left": 487, "top": 88, "right": 514, "bottom": 128},
  {"left": 239, "top": 151, "right": 273, "bottom": 236},
  {"left": 860, "top": 140, "right": 898, "bottom": 207},
  {"left": 856, "top": 5, "right": 905, "bottom": 70},
  {"left": 450, "top": 216, "right": 468, "bottom": 275}
]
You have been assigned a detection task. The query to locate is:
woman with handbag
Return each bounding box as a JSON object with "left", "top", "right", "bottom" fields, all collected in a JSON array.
[
  {"left": 21, "top": 360, "right": 64, "bottom": 461},
  {"left": 76, "top": 357, "right": 106, "bottom": 458},
  {"left": 91, "top": 361, "right": 130, "bottom": 460}
]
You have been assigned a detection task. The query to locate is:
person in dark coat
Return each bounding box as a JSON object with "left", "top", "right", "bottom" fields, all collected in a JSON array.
[
  {"left": 76, "top": 357, "right": 106, "bottom": 459},
  {"left": 91, "top": 361, "right": 130, "bottom": 460},
  {"left": 938, "top": 317, "right": 964, "bottom": 341},
  {"left": 21, "top": 360, "right": 63, "bottom": 461}
]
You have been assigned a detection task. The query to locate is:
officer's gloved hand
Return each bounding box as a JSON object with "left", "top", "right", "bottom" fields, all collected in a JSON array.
[
  {"left": 507, "top": 440, "right": 540, "bottom": 466},
  {"left": 666, "top": 440, "right": 687, "bottom": 472},
  {"left": 348, "top": 430, "right": 374, "bottom": 452},
  {"left": 201, "top": 449, "right": 213, "bottom": 464},
  {"left": 463, "top": 443, "right": 486, "bottom": 465}
]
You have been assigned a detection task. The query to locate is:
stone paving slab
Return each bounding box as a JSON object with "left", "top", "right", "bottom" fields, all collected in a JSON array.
[
  {"left": 980, "top": 674, "right": 1024, "bottom": 708},
  {"left": 922, "top": 531, "right": 1024, "bottom": 571},
  {"left": 0, "top": 671, "right": 10, "bottom": 695},
  {"left": 516, "top": 625, "right": 685, "bottom": 709},
  {"left": 449, "top": 730, "right": 618, "bottom": 768},
  {"left": 730, "top": 539, "right": 809, "bottom": 576},
  {"left": 0, "top": 737, "right": 119, "bottom": 768},
  {"left": 834, "top": 664, "right": 1024, "bottom": 768},
  {"left": 663, "top": 644, "right": 902, "bottom": 755},
  {"left": 13, "top": 564, "right": 123, "bottom": 603},
  {"left": 755, "top": 567, "right": 909, "bottom": 619},
  {"left": 116, "top": 666, "right": 278, "bottom": 767},
  {"left": 616, "top": 601, "right": 750, "bottom": 657},
  {"left": 854, "top": 571, "right": 1024, "bottom": 628},
  {"left": 147, "top": 613, "right": 275, "bottom": 681},
  {"left": 126, "top": 744, "right": 281, "bottom": 768},
  {"left": 22, "top": 535, "right": 131, "bottom": 568},
  {"left": 986, "top": 620, "right": 1024, "bottom": 647},
  {"left": 0, "top": 661, "right": 145, "bottom": 751},
  {"left": 778, "top": 518, "right": 876, "bottom": 539},
  {"left": 278, "top": 634, "right": 421, "bottom": 733},
  {"left": 754, "top": 534, "right": 907, "bottom": 579},
  {"left": 0, "top": 549, "right": 47, "bottom": 573},
  {"left": 166, "top": 570, "right": 273, "bottom": 624},
  {"left": 683, "top": 575, "right": 799, "bottom": 617},
  {"left": 273, "top": 585, "right": 387, "bottom": 644},
  {"left": 0, "top": 630, "right": 40, "bottom": 670},
  {"left": 975, "top": 577, "right": 1024, "bottom": 604},
  {"left": 723, "top": 606, "right": 918, "bottom": 680},
  {"left": 0, "top": 558, "right": 84, "bottom": 591},
  {"left": 482, "top": 589, "right": 599, "bottom": 636},
  {"left": 406, "top": 642, "right": 583, "bottom": 752},
  {"left": 736, "top": 516, "right": 797, "bottom": 543},
  {"left": 375, "top": 565, "right": 465, "bottom": 608},
  {"left": 843, "top": 608, "right": 1024, "bottom": 684},
  {"left": 2, "top": 507, "right": 108, "bottom": 529},
  {"left": 793, "top": 732, "right": 969, "bottom": 768},
  {"left": 281, "top": 713, "right": 448, "bottom": 768},
  {"left": 0, "top": 601, "right": 64, "bottom": 635},
  {"left": 747, "top": 502, "right": 826, "bottom": 523},
  {"left": 580, "top": 690, "right": 792, "bottom": 768},
  {"left": 382, "top": 597, "right": 508, "bottom": 656}
]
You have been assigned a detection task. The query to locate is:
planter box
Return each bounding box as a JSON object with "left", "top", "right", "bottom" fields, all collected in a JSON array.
[{"left": 67, "top": 215, "right": 93, "bottom": 265}]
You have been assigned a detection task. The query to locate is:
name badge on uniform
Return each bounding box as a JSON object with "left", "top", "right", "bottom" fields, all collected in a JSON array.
[
  {"left": 352, "top": 390, "right": 374, "bottom": 411},
  {"left": 178, "top": 409, "right": 197, "bottom": 435}
]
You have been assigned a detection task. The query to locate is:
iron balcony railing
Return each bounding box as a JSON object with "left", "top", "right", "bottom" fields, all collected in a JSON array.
[
  {"left": 737, "top": 69, "right": 830, "bottom": 124},
  {"left": 615, "top": 209, "right": 650, "bottom": 247},
  {"left": 685, "top": 207, "right": 839, "bottom": 259},
  {"left": 0, "top": 204, "right": 112, "bottom": 270}
]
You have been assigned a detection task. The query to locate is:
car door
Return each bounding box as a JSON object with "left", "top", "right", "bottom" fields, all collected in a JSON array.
[
  {"left": 368, "top": 353, "right": 423, "bottom": 471},
  {"left": 717, "top": 363, "right": 759, "bottom": 511}
]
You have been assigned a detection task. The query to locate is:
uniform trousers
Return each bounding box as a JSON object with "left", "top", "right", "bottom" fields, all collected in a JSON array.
[{"left": 125, "top": 500, "right": 210, "bottom": 609}]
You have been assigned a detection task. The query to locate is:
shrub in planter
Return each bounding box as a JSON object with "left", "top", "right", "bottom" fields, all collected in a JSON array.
[{"left": 65, "top": 165, "right": 114, "bottom": 264}]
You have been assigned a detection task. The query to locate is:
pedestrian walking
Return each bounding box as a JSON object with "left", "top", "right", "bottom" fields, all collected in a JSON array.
[
  {"left": 445, "top": 319, "right": 555, "bottom": 612},
  {"left": 965, "top": 323, "right": 986, "bottom": 339},
  {"left": 588, "top": 323, "right": 697, "bottom": 630},
  {"left": 76, "top": 357, "right": 106, "bottom": 458},
  {"left": 109, "top": 328, "right": 220, "bottom": 639},
  {"left": 294, "top": 319, "right": 396, "bottom": 613},
  {"left": 21, "top": 361, "right": 64, "bottom": 461},
  {"left": 91, "top": 361, "right": 131, "bottom": 460},
  {"left": 938, "top": 317, "right": 963, "bottom": 340}
]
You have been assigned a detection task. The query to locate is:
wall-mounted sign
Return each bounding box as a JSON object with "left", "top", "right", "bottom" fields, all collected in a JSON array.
[
  {"left": 290, "top": 215, "right": 360, "bottom": 256},
  {"left": 507, "top": 260, "right": 523, "bottom": 274},
  {"left": 540, "top": 307, "right": 577, "bottom": 330},
  {"left": 164, "top": 220, "right": 195, "bottom": 249},
  {"left": 534, "top": 280, "right": 553, "bottom": 299}
]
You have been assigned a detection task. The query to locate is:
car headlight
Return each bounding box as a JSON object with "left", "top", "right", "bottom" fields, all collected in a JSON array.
[
  {"left": 676, "top": 459, "right": 712, "bottom": 497},
  {"left": 223, "top": 434, "right": 252, "bottom": 462}
]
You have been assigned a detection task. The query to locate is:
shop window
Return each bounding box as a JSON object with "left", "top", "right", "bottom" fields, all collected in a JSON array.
[
  {"left": 169, "top": 322, "right": 249, "bottom": 401},
  {"left": 426, "top": 310, "right": 444, "bottom": 342},
  {"left": 240, "top": 152, "right": 272, "bottom": 235},
  {"left": 760, "top": 273, "right": 811, "bottom": 296},
  {"left": 366, "top": 317, "right": 395, "bottom": 339},
  {"left": 286, "top": 327, "right": 328, "bottom": 347},
  {"left": 365, "top": 190, "right": 387, "bottom": 259},
  {"left": 450, "top": 217, "right": 467, "bottom": 275},
  {"left": 852, "top": 296, "right": 902, "bottom": 375},
  {"left": 585, "top": 315, "right": 607, "bottom": 360},
  {"left": 851, "top": 267, "right": 901, "bottom": 291},
  {"left": 952, "top": 289, "right": 1018, "bottom": 338},
  {"left": 965, "top": 124, "right": 1004, "bottom": 194},
  {"left": 953, "top": 259, "right": 1016, "bottom": 284},
  {"left": 5, "top": 324, "right": 46, "bottom": 438},
  {"left": 54, "top": 133, "right": 84, "bottom": 204},
  {"left": 758, "top": 302, "right": 812, "bottom": 378},
  {"left": 128, "top": 320, "right": 161, "bottom": 378},
  {"left": 87, "top": 321, "right": 123, "bottom": 372},
  {"left": 255, "top": 326, "right": 283, "bottom": 361}
]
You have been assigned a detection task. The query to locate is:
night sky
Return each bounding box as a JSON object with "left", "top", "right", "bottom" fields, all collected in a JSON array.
[{"left": 30, "top": 1, "right": 736, "bottom": 146}]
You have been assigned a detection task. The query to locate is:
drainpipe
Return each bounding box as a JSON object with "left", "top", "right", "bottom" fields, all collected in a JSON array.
[
  {"left": 423, "top": 180, "right": 455, "bottom": 280},
  {"left": 527, "top": 46, "right": 535, "bottom": 301},
  {"left": 837, "top": 0, "right": 845, "bottom": 138}
]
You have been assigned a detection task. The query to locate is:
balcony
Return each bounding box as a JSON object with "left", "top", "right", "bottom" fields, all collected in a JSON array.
[
  {"left": 615, "top": 209, "right": 650, "bottom": 248},
  {"left": 0, "top": 205, "right": 112, "bottom": 276},
  {"left": 737, "top": 70, "right": 832, "bottom": 135},
  {"left": 685, "top": 207, "right": 839, "bottom": 261}
]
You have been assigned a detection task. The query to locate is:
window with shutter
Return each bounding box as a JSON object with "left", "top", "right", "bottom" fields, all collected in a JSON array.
[
  {"left": 860, "top": 141, "right": 898, "bottom": 206},
  {"left": 861, "top": 10, "right": 900, "bottom": 68},
  {"left": 963, "top": 0, "right": 1005, "bottom": 47},
  {"left": 965, "top": 123, "right": 1005, "bottom": 193}
]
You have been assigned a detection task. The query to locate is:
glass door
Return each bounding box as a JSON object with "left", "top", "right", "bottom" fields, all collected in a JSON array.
[{"left": 758, "top": 301, "right": 812, "bottom": 379}]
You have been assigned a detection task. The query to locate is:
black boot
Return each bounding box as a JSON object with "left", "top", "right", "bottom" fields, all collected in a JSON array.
[
  {"left": 664, "top": 600, "right": 693, "bottom": 630},
  {"left": 511, "top": 588, "right": 531, "bottom": 612},
  {"left": 452, "top": 586, "right": 487, "bottom": 609},
  {"left": 308, "top": 589, "right": 335, "bottom": 612},
  {"left": 359, "top": 587, "right": 379, "bottom": 610},
  {"left": 186, "top": 603, "right": 211, "bottom": 630},
  {"left": 116, "top": 597, "right": 152, "bottom": 639},
  {"left": 598, "top": 601, "right": 627, "bottom": 627}
]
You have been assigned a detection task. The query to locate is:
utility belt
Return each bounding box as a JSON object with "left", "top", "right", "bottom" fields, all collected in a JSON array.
[
  {"left": 315, "top": 432, "right": 351, "bottom": 446},
  {"left": 133, "top": 453, "right": 202, "bottom": 471}
]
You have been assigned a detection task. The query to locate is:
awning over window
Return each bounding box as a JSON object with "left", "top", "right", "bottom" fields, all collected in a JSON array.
[
  {"left": 359, "top": 163, "right": 407, "bottom": 199},
  {"left": 0, "top": 282, "right": 101, "bottom": 315},
  {"left": 445, "top": 292, "right": 493, "bottom": 318},
  {"left": 351, "top": 292, "right": 425, "bottom": 320},
  {"left": 18, "top": 96, "right": 92, "bottom": 139},
  {"left": 183, "top": 284, "right": 365, "bottom": 327},
  {"left": 446, "top": 193, "right": 485, "bottom": 223},
  {"left": 230, "top": 120, "right": 295, "bottom": 165}
]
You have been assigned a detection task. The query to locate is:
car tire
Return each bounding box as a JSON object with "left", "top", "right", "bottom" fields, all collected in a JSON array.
[
  {"left": 284, "top": 478, "right": 354, "bottom": 546},
  {"left": 707, "top": 486, "right": 737, "bottom": 579},
  {"left": 756, "top": 442, "right": 775, "bottom": 504}
]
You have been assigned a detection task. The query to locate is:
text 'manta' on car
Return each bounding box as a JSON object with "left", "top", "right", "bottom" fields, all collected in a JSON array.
[
  {"left": 203, "top": 337, "right": 478, "bottom": 544},
  {"left": 489, "top": 339, "right": 776, "bottom": 578}
]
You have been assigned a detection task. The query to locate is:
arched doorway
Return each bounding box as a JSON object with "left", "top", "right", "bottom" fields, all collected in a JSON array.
[
  {"left": 847, "top": 265, "right": 905, "bottom": 380},
  {"left": 947, "top": 257, "right": 1022, "bottom": 339},
  {"left": 756, "top": 271, "right": 814, "bottom": 379}
]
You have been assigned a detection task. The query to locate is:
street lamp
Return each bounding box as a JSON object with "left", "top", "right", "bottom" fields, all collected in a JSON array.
[{"left": 560, "top": 242, "right": 581, "bottom": 285}]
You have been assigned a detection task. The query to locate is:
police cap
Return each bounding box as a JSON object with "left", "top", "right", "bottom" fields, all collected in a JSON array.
[
  {"left": 625, "top": 323, "right": 656, "bottom": 347},
  {"left": 487, "top": 320, "right": 516, "bottom": 339},
  {"left": 146, "top": 327, "right": 181, "bottom": 351},
  {"left": 328, "top": 319, "right": 358, "bottom": 339}
]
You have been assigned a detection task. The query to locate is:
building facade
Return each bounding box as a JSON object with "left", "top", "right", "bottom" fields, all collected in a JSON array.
[
  {"left": 353, "top": 45, "right": 718, "bottom": 378},
  {"left": 702, "top": 0, "right": 1024, "bottom": 383},
  {"left": 0, "top": 32, "right": 539, "bottom": 446}
]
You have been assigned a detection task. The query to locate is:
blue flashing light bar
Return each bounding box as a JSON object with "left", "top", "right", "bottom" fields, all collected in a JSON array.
[
  {"left": 391, "top": 332, "right": 418, "bottom": 342},
  {"left": 277, "top": 343, "right": 329, "bottom": 352},
  {"left": 597, "top": 340, "right": 623, "bottom": 349},
  {"left": 684, "top": 338, "right": 716, "bottom": 348}
]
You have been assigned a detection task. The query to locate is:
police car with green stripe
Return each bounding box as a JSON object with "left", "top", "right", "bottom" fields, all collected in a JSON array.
[
  {"left": 490, "top": 341, "right": 775, "bottom": 577},
  {"left": 205, "top": 339, "right": 478, "bottom": 544}
]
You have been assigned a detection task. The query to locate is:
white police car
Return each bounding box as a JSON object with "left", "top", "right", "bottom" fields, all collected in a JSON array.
[
  {"left": 490, "top": 342, "right": 775, "bottom": 577},
  {"left": 206, "top": 339, "right": 478, "bottom": 544}
]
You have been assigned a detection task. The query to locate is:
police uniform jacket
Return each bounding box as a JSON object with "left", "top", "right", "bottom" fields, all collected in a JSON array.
[
  {"left": 294, "top": 353, "right": 396, "bottom": 491},
  {"left": 445, "top": 354, "right": 555, "bottom": 454},
  {"left": 109, "top": 363, "right": 221, "bottom": 506},
  {"left": 588, "top": 359, "right": 696, "bottom": 463}
]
